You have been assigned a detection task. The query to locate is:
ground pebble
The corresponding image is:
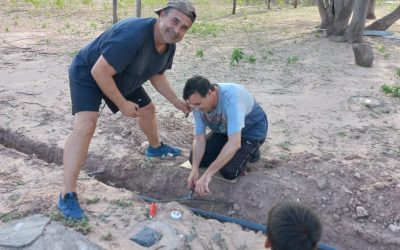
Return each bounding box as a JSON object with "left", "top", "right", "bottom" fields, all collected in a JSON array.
[
  {"left": 333, "top": 213, "right": 340, "bottom": 221},
  {"left": 354, "top": 172, "right": 361, "bottom": 179},
  {"left": 373, "top": 182, "right": 386, "bottom": 190},
  {"left": 356, "top": 206, "right": 369, "bottom": 218},
  {"left": 233, "top": 204, "right": 240, "bottom": 211},
  {"left": 316, "top": 178, "right": 329, "bottom": 190},
  {"left": 388, "top": 224, "right": 400, "bottom": 232}
]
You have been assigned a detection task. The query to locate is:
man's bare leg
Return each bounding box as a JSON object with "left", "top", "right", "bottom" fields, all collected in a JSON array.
[
  {"left": 62, "top": 111, "right": 98, "bottom": 196},
  {"left": 138, "top": 102, "right": 161, "bottom": 148}
]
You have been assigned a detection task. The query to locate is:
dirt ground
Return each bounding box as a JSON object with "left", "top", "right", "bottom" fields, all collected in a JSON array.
[{"left": 1, "top": 1, "right": 400, "bottom": 250}]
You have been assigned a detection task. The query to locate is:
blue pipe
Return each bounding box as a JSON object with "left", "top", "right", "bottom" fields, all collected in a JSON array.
[{"left": 138, "top": 195, "right": 337, "bottom": 250}]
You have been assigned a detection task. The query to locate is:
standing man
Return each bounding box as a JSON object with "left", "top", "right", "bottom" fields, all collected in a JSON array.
[
  {"left": 58, "top": 0, "right": 196, "bottom": 220},
  {"left": 183, "top": 76, "right": 268, "bottom": 196}
]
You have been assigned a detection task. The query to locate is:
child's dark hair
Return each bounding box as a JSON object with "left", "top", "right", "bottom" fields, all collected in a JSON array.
[
  {"left": 267, "top": 202, "right": 322, "bottom": 250},
  {"left": 183, "top": 75, "right": 215, "bottom": 100}
]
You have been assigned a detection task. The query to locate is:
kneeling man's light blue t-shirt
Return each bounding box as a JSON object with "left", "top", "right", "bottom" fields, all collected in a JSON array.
[{"left": 193, "top": 83, "right": 268, "bottom": 140}]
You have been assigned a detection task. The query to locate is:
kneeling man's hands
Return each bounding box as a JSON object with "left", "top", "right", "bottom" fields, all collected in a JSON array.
[
  {"left": 120, "top": 101, "right": 140, "bottom": 118},
  {"left": 187, "top": 169, "right": 199, "bottom": 190},
  {"left": 195, "top": 174, "right": 212, "bottom": 196}
]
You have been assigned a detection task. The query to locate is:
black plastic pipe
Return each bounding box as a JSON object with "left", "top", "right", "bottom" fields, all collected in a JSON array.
[{"left": 138, "top": 195, "right": 337, "bottom": 250}]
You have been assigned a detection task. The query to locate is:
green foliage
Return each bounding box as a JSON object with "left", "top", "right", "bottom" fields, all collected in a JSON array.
[
  {"left": 287, "top": 56, "right": 299, "bottom": 64},
  {"left": 5, "top": 27, "right": 9, "bottom": 32},
  {"left": 111, "top": 199, "right": 132, "bottom": 207},
  {"left": 54, "top": 0, "right": 65, "bottom": 9},
  {"left": 380, "top": 84, "right": 400, "bottom": 98},
  {"left": 230, "top": 48, "right": 244, "bottom": 65},
  {"left": 195, "top": 49, "right": 204, "bottom": 58},
  {"left": 86, "top": 196, "right": 100, "bottom": 204},
  {"left": 49, "top": 210, "right": 91, "bottom": 234},
  {"left": 396, "top": 68, "right": 400, "bottom": 79},
  {"left": 247, "top": 55, "right": 256, "bottom": 63},
  {"left": 82, "top": 0, "right": 92, "bottom": 5},
  {"left": 189, "top": 23, "right": 221, "bottom": 37},
  {"left": 25, "top": 0, "right": 41, "bottom": 8}
]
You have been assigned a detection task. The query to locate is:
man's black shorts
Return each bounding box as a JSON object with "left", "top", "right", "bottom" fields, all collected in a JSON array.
[{"left": 69, "top": 80, "right": 151, "bottom": 115}]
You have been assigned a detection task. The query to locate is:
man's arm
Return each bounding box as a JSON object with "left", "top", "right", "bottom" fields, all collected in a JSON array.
[
  {"left": 187, "top": 134, "right": 206, "bottom": 189},
  {"left": 91, "top": 55, "right": 139, "bottom": 117},
  {"left": 195, "top": 132, "right": 241, "bottom": 196},
  {"left": 149, "top": 74, "right": 189, "bottom": 114}
]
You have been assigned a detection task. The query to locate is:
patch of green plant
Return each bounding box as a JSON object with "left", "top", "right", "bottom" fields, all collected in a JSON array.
[
  {"left": 86, "top": 196, "right": 100, "bottom": 204},
  {"left": 212, "top": 232, "right": 228, "bottom": 249},
  {"left": 247, "top": 55, "right": 256, "bottom": 63},
  {"left": 380, "top": 84, "right": 400, "bottom": 97},
  {"left": 1, "top": 211, "right": 20, "bottom": 223},
  {"left": 42, "top": 23, "right": 47, "bottom": 29},
  {"left": 111, "top": 199, "right": 132, "bottom": 207},
  {"left": 82, "top": 0, "right": 92, "bottom": 5},
  {"left": 8, "top": 194, "right": 20, "bottom": 202},
  {"left": 230, "top": 48, "right": 244, "bottom": 65},
  {"left": 54, "top": 0, "right": 65, "bottom": 9},
  {"left": 90, "top": 21, "right": 97, "bottom": 30},
  {"left": 262, "top": 49, "right": 273, "bottom": 61},
  {"left": 195, "top": 49, "right": 204, "bottom": 58},
  {"left": 376, "top": 44, "right": 385, "bottom": 54},
  {"left": 337, "top": 131, "right": 347, "bottom": 137},
  {"left": 396, "top": 68, "right": 400, "bottom": 79},
  {"left": 5, "top": 27, "right": 9, "bottom": 32},
  {"left": 101, "top": 232, "right": 113, "bottom": 241},
  {"left": 287, "top": 56, "right": 299, "bottom": 64},
  {"left": 49, "top": 209, "right": 91, "bottom": 234},
  {"left": 25, "top": 0, "right": 41, "bottom": 8},
  {"left": 189, "top": 22, "right": 221, "bottom": 37}
]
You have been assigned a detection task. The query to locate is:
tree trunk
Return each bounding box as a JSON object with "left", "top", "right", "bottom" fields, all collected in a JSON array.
[
  {"left": 233, "top": 0, "right": 237, "bottom": 15},
  {"left": 293, "top": 0, "right": 298, "bottom": 8},
  {"left": 345, "top": 0, "right": 369, "bottom": 43},
  {"left": 367, "top": 0, "right": 376, "bottom": 19},
  {"left": 265, "top": 0, "right": 271, "bottom": 10},
  {"left": 113, "top": 0, "right": 117, "bottom": 24},
  {"left": 318, "top": 0, "right": 355, "bottom": 36},
  {"left": 365, "top": 5, "right": 400, "bottom": 30},
  {"left": 136, "top": 0, "right": 141, "bottom": 17}
]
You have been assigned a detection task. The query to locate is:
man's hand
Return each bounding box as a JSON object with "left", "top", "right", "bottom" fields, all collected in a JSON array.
[
  {"left": 119, "top": 101, "right": 140, "bottom": 118},
  {"left": 187, "top": 168, "right": 200, "bottom": 189},
  {"left": 174, "top": 99, "right": 190, "bottom": 115},
  {"left": 195, "top": 173, "right": 212, "bottom": 196}
]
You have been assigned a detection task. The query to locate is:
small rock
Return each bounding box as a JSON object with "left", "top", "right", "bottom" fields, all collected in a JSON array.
[
  {"left": 356, "top": 206, "right": 369, "bottom": 218},
  {"left": 344, "top": 154, "right": 361, "bottom": 160},
  {"left": 113, "top": 135, "right": 123, "bottom": 141},
  {"left": 333, "top": 213, "right": 340, "bottom": 221},
  {"left": 233, "top": 204, "right": 240, "bottom": 211},
  {"left": 388, "top": 224, "right": 400, "bottom": 233},
  {"left": 227, "top": 210, "right": 235, "bottom": 216},
  {"left": 316, "top": 178, "right": 329, "bottom": 190},
  {"left": 354, "top": 173, "right": 361, "bottom": 179},
  {"left": 139, "top": 141, "right": 149, "bottom": 155},
  {"left": 339, "top": 170, "right": 345, "bottom": 176},
  {"left": 130, "top": 227, "right": 162, "bottom": 247},
  {"left": 373, "top": 182, "right": 386, "bottom": 190}
]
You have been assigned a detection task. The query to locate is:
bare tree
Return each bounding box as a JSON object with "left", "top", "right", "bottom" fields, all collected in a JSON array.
[
  {"left": 233, "top": 0, "right": 237, "bottom": 14},
  {"left": 265, "top": 0, "right": 271, "bottom": 10},
  {"left": 113, "top": 0, "right": 118, "bottom": 23},
  {"left": 345, "top": 0, "right": 369, "bottom": 43},
  {"left": 367, "top": 0, "right": 376, "bottom": 19},
  {"left": 366, "top": 5, "right": 400, "bottom": 30},
  {"left": 318, "top": 0, "right": 355, "bottom": 36},
  {"left": 136, "top": 0, "right": 141, "bottom": 17}
]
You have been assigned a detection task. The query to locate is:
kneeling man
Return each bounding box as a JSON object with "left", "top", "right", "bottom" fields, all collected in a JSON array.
[{"left": 183, "top": 76, "right": 268, "bottom": 196}]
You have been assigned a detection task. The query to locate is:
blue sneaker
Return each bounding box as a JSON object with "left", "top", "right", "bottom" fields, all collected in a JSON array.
[
  {"left": 146, "top": 142, "right": 181, "bottom": 157},
  {"left": 57, "top": 192, "right": 85, "bottom": 220}
]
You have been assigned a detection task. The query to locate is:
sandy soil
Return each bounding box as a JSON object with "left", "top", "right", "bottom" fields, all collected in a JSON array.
[{"left": 1, "top": 1, "right": 400, "bottom": 250}]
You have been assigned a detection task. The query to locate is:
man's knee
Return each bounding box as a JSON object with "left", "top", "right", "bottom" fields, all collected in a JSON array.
[
  {"left": 219, "top": 166, "right": 239, "bottom": 180},
  {"left": 139, "top": 102, "right": 156, "bottom": 118},
  {"left": 73, "top": 113, "right": 97, "bottom": 138}
]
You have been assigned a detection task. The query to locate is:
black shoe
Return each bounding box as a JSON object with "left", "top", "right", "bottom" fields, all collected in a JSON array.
[{"left": 249, "top": 149, "right": 261, "bottom": 163}]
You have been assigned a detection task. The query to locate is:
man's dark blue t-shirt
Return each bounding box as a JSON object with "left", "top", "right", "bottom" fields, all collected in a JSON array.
[{"left": 69, "top": 17, "right": 175, "bottom": 96}]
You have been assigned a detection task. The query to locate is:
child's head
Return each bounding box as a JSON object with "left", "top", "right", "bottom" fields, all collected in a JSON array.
[{"left": 265, "top": 202, "right": 322, "bottom": 250}]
